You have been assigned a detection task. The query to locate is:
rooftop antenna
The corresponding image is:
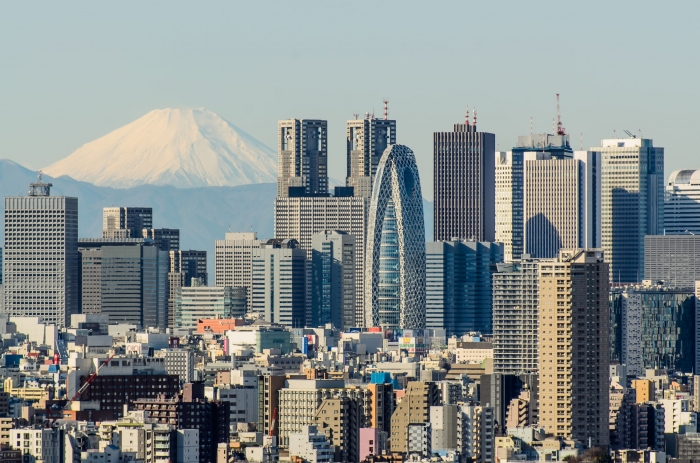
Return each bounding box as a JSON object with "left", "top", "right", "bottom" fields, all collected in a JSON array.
[
  {"left": 530, "top": 116, "right": 533, "bottom": 139},
  {"left": 353, "top": 112, "right": 359, "bottom": 120},
  {"left": 556, "top": 93, "right": 566, "bottom": 135},
  {"left": 580, "top": 132, "right": 583, "bottom": 151},
  {"left": 613, "top": 129, "right": 617, "bottom": 139},
  {"left": 639, "top": 129, "right": 643, "bottom": 138},
  {"left": 472, "top": 107, "right": 477, "bottom": 128},
  {"left": 365, "top": 112, "right": 370, "bottom": 120},
  {"left": 465, "top": 105, "right": 470, "bottom": 125},
  {"left": 624, "top": 129, "right": 635, "bottom": 139},
  {"left": 552, "top": 118, "right": 555, "bottom": 134},
  {"left": 383, "top": 100, "right": 389, "bottom": 120}
]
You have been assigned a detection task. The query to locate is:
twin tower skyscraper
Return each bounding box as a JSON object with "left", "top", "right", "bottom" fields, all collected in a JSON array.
[{"left": 273, "top": 112, "right": 426, "bottom": 331}]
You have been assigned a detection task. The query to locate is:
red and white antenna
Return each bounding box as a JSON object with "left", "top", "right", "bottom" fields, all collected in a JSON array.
[
  {"left": 383, "top": 100, "right": 389, "bottom": 120},
  {"left": 556, "top": 93, "right": 565, "bottom": 135},
  {"left": 472, "top": 107, "right": 477, "bottom": 128},
  {"left": 353, "top": 112, "right": 359, "bottom": 120},
  {"left": 465, "top": 105, "right": 469, "bottom": 125},
  {"left": 530, "top": 117, "right": 533, "bottom": 138}
]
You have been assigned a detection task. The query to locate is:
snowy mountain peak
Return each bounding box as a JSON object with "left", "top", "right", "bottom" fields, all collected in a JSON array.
[{"left": 43, "top": 108, "right": 278, "bottom": 189}]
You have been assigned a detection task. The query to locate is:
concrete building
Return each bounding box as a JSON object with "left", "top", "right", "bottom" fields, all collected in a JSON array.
[
  {"left": 346, "top": 114, "right": 396, "bottom": 198},
  {"left": 156, "top": 348, "right": 195, "bottom": 383},
  {"left": 174, "top": 281, "right": 246, "bottom": 331},
  {"left": 102, "top": 206, "right": 152, "bottom": 239},
  {"left": 538, "top": 249, "right": 609, "bottom": 446},
  {"left": 426, "top": 240, "right": 503, "bottom": 336},
  {"left": 258, "top": 375, "right": 286, "bottom": 438},
  {"left": 644, "top": 235, "right": 700, "bottom": 288},
  {"left": 9, "top": 428, "right": 62, "bottom": 463},
  {"left": 311, "top": 230, "right": 356, "bottom": 330},
  {"left": 277, "top": 119, "right": 328, "bottom": 198},
  {"left": 366, "top": 381, "right": 394, "bottom": 435},
  {"left": 365, "top": 145, "right": 426, "bottom": 330},
  {"left": 610, "top": 283, "right": 697, "bottom": 376},
  {"left": 665, "top": 169, "right": 700, "bottom": 234},
  {"left": 458, "top": 404, "right": 495, "bottom": 463},
  {"left": 79, "top": 239, "right": 169, "bottom": 329},
  {"left": 168, "top": 250, "right": 208, "bottom": 330},
  {"left": 496, "top": 133, "right": 573, "bottom": 262},
  {"left": 314, "top": 392, "right": 367, "bottom": 462},
  {"left": 433, "top": 116, "right": 495, "bottom": 242},
  {"left": 288, "top": 425, "right": 334, "bottom": 463},
  {"left": 522, "top": 150, "right": 601, "bottom": 258},
  {"left": 359, "top": 428, "right": 387, "bottom": 462},
  {"left": 214, "top": 232, "right": 263, "bottom": 311},
  {"left": 430, "top": 405, "right": 459, "bottom": 451},
  {"left": 492, "top": 258, "right": 540, "bottom": 375},
  {"left": 659, "top": 398, "right": 697, "bottom": 434},
  {"left": 596, "top": 137, "right": 664, "bottom": 283},
  {"left": 251, "top": 239, "right": 307, "bottom": 327},
  {"left": 274, "top": 195, "right": 368, "bottom": 326},
  {"left": 390, "top": 381, "right": 440, "bottom": 453},
  {"left": 407, "top": 423, "right": 432, "bottom": 458},
  {"left": 3, "top": 177, "right": 79, "bottom": 328}
]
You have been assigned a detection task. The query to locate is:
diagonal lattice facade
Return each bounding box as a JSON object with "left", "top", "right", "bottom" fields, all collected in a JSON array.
[{"left": 365, "top": 144, "right": 426, "bottom": 329}]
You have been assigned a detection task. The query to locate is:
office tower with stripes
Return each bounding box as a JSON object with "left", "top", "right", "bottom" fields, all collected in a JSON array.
[
  {"left": 277, "top": 119, "right": 328, "bottom": 198},
  {"left": 3, "top": 177, "right": 79, "bottom": 328},
  {"left": 433, "top": 113, "right": 495, "bottom": 242},
  {"left": 346, "top": 113, "right": 396, "bottom": 198},
  {"left": 665, "top": 169, "right": 700, "bottom": 235}
]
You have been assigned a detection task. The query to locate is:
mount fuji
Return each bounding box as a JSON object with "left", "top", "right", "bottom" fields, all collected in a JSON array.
[{"left": 43, "top": 108, "right": 278, "bottom": 189}]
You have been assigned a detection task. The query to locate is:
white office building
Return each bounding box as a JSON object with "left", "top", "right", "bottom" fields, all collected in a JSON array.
[
  {"left": 3, "top": 177, "right": 79, "bottom": 328},
  {"left": 665, "top": 169, "right": 700, "bottom": 235},
  {"left": 288, "top": 425, "right": 334, "bottom": 463},
  {"left": 214, "top": 232, "right": 263, "bottom": 311}
]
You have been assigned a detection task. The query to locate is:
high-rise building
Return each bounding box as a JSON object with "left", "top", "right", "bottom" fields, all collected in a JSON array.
[
  {"left": 79, "top": 239, "right": 169, "bottom": 329},
  {"left": 277, "top": 119, "right": 328, "bottom": 198},
  {"left": 433, "top": 116, "right": 495, "bottom": 242},
  {"left": 610, "top": 283, "right": 697, "bottom": 376},
  {"left": 426, "top": 240, "right": 503, "bottom": 336},
  {"left": 275, "top": 195, "right": 368, "bottom": 325},
  {"left": 3, "top": 177, "right": 79, "bottom": 327},
  {"left": 389, "top": 381, "right": 440, "bottom": 453},
  {"left": 522, "top": 151, "right": 600, "bottom": 258},
  {"left": 214, "top": 232, "right": 263, "bottom": 311},
  {"left": 644, "top": 235, "right": 700, "bottom": 288},
  {"left": 142, "top": 228, "right": 180, "bottom": 252},
  {"left": 168, "top": 250, "right": 208, "bottom": 330},
  {"left": 496, "top": 133, "right": 573, "bottom": 262},
  {"left": 311, "top": 230, "right": 356, "bottom": 329},
  {"left": 665, "top": 169, "right": 700, "bottom": 235},
  {"left": 251, "top": 239, "right": 307, "bottom": 327},
  {"left": 175, "top": 281, "right": 246, "bottom": 331},
  {"left": 492, "top": 258, "right": 540, "bottom": 375},
  {"left": 596, "top": 137, "right": 664, "bottom": 283},
  {"left": 346, "top": 115, "right": 396, "bottom": 198},
  {"left": 365, "top": 145, "right": 426, "bottom": 330},
  {"left": 538, "top": 249, "right": 609, "bottom": 446},
  {"left": 102, "top": 206, "right": 153, "bottom": 239}
]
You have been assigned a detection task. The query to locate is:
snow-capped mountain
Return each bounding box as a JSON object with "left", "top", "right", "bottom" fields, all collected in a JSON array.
[{"left": 44, "top": 108, "right": 278, "bottom": 189}]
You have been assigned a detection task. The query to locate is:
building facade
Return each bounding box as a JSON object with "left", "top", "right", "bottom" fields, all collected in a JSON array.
[
  {"left": 492, "top": 258, "right": 540, "bottom": 375},
  {"left": 433, "top": 118, "right": 495, "bottom": 242},
  {"left": 214, "top": 232, "right": 263, "bottom": 311},
  {"left": 365, "top": 144, "right": 426, "bottom": 330},
  {"left": 426, "top": 240, "right": 503, "bottom": 336},
  {"left": 102, "top": 206, "right": 153, "bottom": 239},
  {"left": 274, "top": 195, "right": 368, "bottom": 326},
  {"left": 3, "top": 178, "right": 79, "bottom": 328},
  {"left": 538, "top": 249, "right": 609, "bottom": 446},
  {"left": 644, "top": 235, "right": 700, "bottom": 288},
  {"left": 174, "top": 282, "right": 246, "bottom": 331},
  {"left": 665, "top": 169, "right": 700, "bottom": 235},
  {"left": 311, "top": 230, "right": 356, "bottom": 329},
  {"left": 168, "top": 250, "right": 208, "bottom": 330},
  {"left": 346, "top": 115, "right": 396, "bottom": 198},
  {"left": 142, "top": 228, "right": 180, "bottom": 252},
  {"left": 251, "top": 239, "right": 307, "bottom": 327},
  {"left": 596, "top": 137, "right": 664, "bottom": 283},
  {"left": 277, "top": 119, "right": 328, "bottom": 198}
]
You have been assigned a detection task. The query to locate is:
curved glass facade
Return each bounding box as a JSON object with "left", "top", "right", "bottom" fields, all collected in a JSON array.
[{"left": 365, "top": 144, "right": 426, "bottom": 330}]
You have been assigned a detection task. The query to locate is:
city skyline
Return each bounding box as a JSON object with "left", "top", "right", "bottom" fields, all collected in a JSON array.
[{"left": 1, "top": 2, "right": 698, "bottom": 201}]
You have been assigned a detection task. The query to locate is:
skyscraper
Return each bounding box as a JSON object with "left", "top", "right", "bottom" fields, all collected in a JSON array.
[
  {"left": 644, "top": 235, "right": 700, "bottom": 288},
  {"left": 79, "top": 238, "right": 169, "bottom": 329},
  {"left": 433, "top": 115, "right": 495, "bottom": 242},
  {"left": 538, "top": 249, "right": 609, "bottom": 446},
  {"left": 492, "top": 257, "right": 540, "bottom": 375},
  {"left": 168, "top": 250, "right": 208, "bottom": 330},
  {"left": 365, "top": 145, "right": 426, "bottom": 330},
  {"left": 496, "top": 133, "right": 573, "bottom": 261},
  {"left": 251, "top": 239, "right": 307, "bottom": 327},
  {"left": 425, "top": 240, "right": 503, "bottom": 336},
  {"left": 346, "top": 114, "right": 396, "bottom": 198},
  {"left": 522, "top": 150, "right": 600, "bottom": 258},
  {"left": 311, "top": 230, "right": 356, "bottom": 329},
  {"left": 214, "top": 232, "right": 263, "bottom": 311},
  {"left": 596, "top": 137, "right": 664, "bottom": 283},
  {"left": 274, "top": 194, "right": 368, "bottom": 325},
  {"left": 102, "top": 206, "right": 153, "bottom": 239},
  {"left": 277, "top": 119, "right": 328, "bottom": 198},
  {"left": 142, "top": 228, "right": 180, "bottom": 251},
  {"left": 665, "top": 169, "right": 700, "bottom": 235},
  {"left": 4, "top": 177, "right": 79, "bottom": 327}
]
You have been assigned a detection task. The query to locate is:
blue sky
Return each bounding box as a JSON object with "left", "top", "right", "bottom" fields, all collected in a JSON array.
[{"left": 0, "top": 1, "right": 697, "bottom": 199}]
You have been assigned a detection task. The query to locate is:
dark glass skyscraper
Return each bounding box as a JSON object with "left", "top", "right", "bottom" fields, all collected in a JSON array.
[{"left": 433, "top": 116, "right": 495, "bottom": 242}]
